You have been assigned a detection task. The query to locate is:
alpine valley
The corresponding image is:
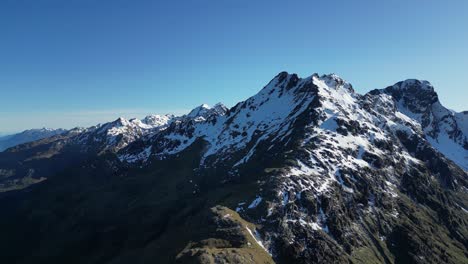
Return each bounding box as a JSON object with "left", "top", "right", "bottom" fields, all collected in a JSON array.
[{"left": 0, "top": 72, "right": 467, "bottom": 264}]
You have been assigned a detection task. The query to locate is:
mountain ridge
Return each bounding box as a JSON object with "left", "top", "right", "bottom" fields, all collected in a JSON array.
[
  {"left": 0, "top": 128, "right": 67, "bottom": 152},
  {"left": 0, "top": 72, "right": 466, "bottom": 264}
]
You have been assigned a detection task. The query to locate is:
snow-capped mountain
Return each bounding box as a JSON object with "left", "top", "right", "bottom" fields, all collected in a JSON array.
[
  {"left": 0, "top": 128, "right": 67, "bottom": 151},
  {"left": 73, "top": 115, "right": 173, "bottom": 153},
  {"left": 371, "top": 79, "right": 467, "bottom": 170},
  {"left": 116, "top": 73, "right": 467, "bottom": 172},
  {"left": 0, "top": 72, "right": 466, "bottom": 264},
  {"left": 142, "top": 114, "right": 174, "bottom": 127}
]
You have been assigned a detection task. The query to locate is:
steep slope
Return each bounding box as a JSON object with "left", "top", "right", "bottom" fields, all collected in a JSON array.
[
  {"left": 371, "top": 79, "right": 468, "bottom": 170},
  {"left": 118, "top": 73, "right": 318, "bottom": 166},
  {"left": 0, "top": 72, "right": 466, "bottom": 264},
  {"left": 0, "top": 128, "right": 67, "bottom": 152}
]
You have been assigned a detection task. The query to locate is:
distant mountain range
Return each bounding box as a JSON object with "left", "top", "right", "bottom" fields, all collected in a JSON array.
[
  {"left": 0, "top": 128, "right": 67, "bottom": 152},
  {"left": 0, "top": 72, "right": 466, "bottom": 263}
]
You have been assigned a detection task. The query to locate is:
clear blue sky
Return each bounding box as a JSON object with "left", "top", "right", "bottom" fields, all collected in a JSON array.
[{"left": 1, "top": 0, "right": 467, "bottom": 133}]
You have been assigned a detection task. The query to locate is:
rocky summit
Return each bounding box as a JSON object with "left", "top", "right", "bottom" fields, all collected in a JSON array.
[{"left": 0, "top": 72, "right": 466, "bottom": 264}]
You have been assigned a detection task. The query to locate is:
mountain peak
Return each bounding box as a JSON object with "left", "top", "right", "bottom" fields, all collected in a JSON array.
[
  {"left": 142, "top": 114, "right": 173, "bottom": 127},
  {"left": 365, "top": 78, "right": 467, "bottom": 170},
  {"left": 114, "top": 117, "right": 130, "bottom": 126},
  {"left": 212, "top": 103, "right": 228, "bottom": 115},
  {"left": 187, "top": 103, "right": 228, "bottom": 119},
  {"left": 266, "top": 71, "right": 299, "bottom": 90},
  {"left": 396, "top": 79, "right": 434, "bottom": 91},
  {"left": 317, "top": 73, "right": 354, "bottom": 93},
  {"left": 187, "top": 104, "right": 211, "bottom": 117},
  {"left": 367, "top": 79, "right": 440, "bottom": 117},
  {"left": 383, "top": 79, "right": 437, "bottom": 101}
]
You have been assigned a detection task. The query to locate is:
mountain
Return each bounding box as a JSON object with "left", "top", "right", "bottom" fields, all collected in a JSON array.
[
  {"left": 0, "top": 128, "right": 67, "bottom": 152},
  {"left": 0, "top": 72, "right": 466, "bottom": 264},
  {"left": 0, "top": 114, "right": 174, "bottom": 192},
  {"left": 370, "top": 79, "right": 467, "bottom": 170}
]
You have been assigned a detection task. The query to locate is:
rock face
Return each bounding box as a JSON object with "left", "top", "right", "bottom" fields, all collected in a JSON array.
[
  {"left": 0, "top": 72, "right": 466, "bottom": 264},
  {"left": 371, "top": 79, "right": 468, "bottom": 170}
]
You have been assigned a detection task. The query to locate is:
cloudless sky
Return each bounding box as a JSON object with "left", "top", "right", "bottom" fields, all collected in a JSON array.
[{"left": 1, "top": 0, "right": 467, "bottom": 133}]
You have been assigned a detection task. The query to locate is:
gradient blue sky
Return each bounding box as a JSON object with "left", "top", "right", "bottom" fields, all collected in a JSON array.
[{"left": 1, "top": 0, "right": 467, "bottom": 134}]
